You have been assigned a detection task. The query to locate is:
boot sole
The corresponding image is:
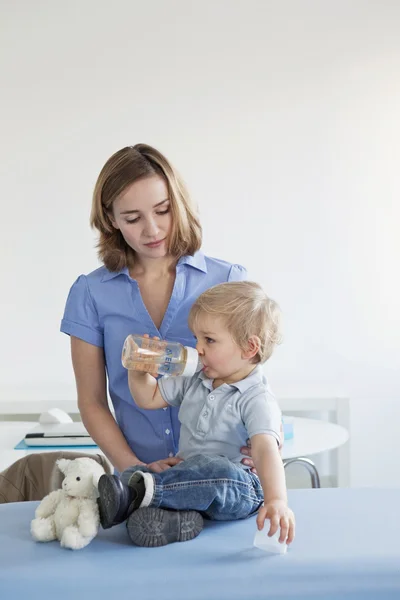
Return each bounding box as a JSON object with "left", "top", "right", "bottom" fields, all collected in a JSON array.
[
  {"left": 127, "top": 507, "right": 203, "bottom": 547},
  {"left": 97, "top": 474, "right": 121, "bottom": 529}
]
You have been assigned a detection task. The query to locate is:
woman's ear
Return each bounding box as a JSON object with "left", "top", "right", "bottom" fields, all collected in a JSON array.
[{"left": 242, "top": 336, "right": 261, "bottom": 360}]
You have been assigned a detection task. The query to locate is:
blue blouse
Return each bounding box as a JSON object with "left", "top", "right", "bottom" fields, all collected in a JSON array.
[{"left": 60, "top": 251, "right": 247, "bottom": 464}]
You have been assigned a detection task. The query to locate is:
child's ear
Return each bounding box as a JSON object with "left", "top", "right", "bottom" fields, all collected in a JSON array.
[{"left": 242, "top": 336, "right": 261, "bottom": 360}]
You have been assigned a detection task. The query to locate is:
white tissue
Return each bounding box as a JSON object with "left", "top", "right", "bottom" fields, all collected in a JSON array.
[{"left": 253, "top": 521, "right": 287, "bottom": 554}]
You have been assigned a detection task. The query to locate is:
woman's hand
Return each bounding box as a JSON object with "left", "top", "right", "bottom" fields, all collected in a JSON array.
[
  {"left": 146, "top": 457, "right": 183, "bottom": 473},
  {"left": 256, "top": 499, "right": 295, "bottom": 545},
  {"left": 130, "top": 333, "right": 161, "bottom": 377},
  {"left": 241, "top": 423, "right": 284, "bottom": 472}
]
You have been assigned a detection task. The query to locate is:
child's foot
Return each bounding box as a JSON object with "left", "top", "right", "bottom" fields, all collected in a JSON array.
[
  {"left": 127, "top": 507, "right": 203, "bottom": 547},
  {"left": 97, "top": 474, "right": 145, "bottom": 529}
]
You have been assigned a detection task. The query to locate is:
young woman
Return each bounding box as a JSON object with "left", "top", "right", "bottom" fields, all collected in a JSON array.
[{"left": 61, "top": 144, "right": 269, "bottom": 473}]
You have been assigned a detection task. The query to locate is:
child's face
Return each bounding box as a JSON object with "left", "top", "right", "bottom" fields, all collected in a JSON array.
[{"left": 192, "top": 315, "right": 250, "bottom": 381}]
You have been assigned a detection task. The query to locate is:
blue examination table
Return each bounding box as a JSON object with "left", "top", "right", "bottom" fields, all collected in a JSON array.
[{"left": 0, "top": 488, "right": 399, "bottom": 599}]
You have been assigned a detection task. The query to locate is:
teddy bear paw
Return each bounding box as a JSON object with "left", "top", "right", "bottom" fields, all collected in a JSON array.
[
  {"left": 30, "top": 517, "right": 56, "bottom": 542},
  {"left": 60, "top": 525, "right": 91, "bottom": 550}
]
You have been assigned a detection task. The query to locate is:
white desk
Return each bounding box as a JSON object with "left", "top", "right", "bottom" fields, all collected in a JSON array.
[
  {"left": 0, "top": 422, "right": 102, "bottom": 472},
  {"left": 282, "top": 417, "right": 349, "bottom": 488},
  {"left": 282, "top": 416, "right": 349, "bottom": 459},
  {"left": 0, "top": 418, "right": 349, "bottom": 477}
]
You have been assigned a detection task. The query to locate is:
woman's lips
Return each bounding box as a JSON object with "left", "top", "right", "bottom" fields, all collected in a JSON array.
[{"left": 144, "top": 239, "right": 165, "bottom": 248}]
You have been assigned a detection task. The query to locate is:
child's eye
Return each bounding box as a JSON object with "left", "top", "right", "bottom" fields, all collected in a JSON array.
[{"left": 205, "top": 337, "right": 215, "bottom": 344}]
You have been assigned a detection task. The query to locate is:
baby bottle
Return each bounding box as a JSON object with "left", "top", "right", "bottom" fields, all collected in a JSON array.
[{"left": 121, "top": 334, "right": 201, "bottom": 377}]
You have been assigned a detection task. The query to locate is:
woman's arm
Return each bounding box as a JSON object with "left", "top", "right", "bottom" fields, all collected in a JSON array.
[{"left": 71, "top": 337, "right": 146, "bottom": 473}]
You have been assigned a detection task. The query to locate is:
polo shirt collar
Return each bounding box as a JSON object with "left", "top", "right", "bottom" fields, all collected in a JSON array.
[{"left": 198, "top": 365, "right": 264, "bottom": 393}]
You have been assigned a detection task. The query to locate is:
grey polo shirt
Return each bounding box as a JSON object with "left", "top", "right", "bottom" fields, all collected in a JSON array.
[{"left": 158, "top": 365, "right": 281, "bottom": 468}]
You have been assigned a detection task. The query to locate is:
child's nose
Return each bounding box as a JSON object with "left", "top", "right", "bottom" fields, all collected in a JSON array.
[{"left": 196, "top": 342, "right": 204, "bottom": 355}]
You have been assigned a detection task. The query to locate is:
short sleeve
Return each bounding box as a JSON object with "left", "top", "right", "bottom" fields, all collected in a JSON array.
[
  {"left": 158, "top": 376, "right": 195, "bottom": 407},
  {"left": 227, "top": 264, "right": 248, "bottom": 282},
  {"left": 60, "top": 275, "right": 104, "bottom": 347},
  {"left": 240, "top": 387, "right": 281, "bottom": 443}
]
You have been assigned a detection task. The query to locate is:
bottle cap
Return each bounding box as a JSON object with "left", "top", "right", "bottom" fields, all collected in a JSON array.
[{"left": 182, "top": 346, "right": 200, "bottom": 377}]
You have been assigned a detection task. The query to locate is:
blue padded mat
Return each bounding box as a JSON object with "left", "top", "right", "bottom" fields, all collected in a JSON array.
[{"left": 0, "top": 488, "right": 399, "bottom": 599}]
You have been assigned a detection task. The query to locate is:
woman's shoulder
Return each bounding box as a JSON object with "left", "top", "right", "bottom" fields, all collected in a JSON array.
[
  {"left": 71, "top": 265, "right": 125, "bottom": 286},
  {"left": 84, "top": 265, "right": 118, "bottom": 283},
  {"left": 65, "top": 266, "right": 126, "bottom": 304}
]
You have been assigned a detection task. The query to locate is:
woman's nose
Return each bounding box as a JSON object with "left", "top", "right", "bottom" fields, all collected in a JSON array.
[{"left": 144, "top": 217, "right": 160, "bottom": 237}]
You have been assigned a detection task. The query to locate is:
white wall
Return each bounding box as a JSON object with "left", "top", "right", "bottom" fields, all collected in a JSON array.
[{"left": 1, "top": 0, "right": 399, "bottom": 487}]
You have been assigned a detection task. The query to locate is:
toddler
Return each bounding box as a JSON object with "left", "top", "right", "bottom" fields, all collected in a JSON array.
[{"left": 98, "top": 281, "right": 295, "bottom": 547}]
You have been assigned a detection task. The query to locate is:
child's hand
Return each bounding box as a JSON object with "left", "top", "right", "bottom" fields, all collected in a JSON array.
[{"left": 257, "top": 500, "right": 295, "bottom": 544}]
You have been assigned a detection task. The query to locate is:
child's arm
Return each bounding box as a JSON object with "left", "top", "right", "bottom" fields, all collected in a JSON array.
[
  {"left": 128, "top": 371, "right": 168, "bottom": 410},
  {"left": 251, "top": 433, "right": 295, "bottom": 544}
]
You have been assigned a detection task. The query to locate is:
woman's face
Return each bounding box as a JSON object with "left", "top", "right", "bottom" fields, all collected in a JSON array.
[{"left": 111, "top": 175, "right": 172, "bottom": 260}]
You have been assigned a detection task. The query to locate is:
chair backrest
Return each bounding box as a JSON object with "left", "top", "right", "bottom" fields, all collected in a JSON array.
[{"left": 0, "top": 451, "right": 112, "bottom": 503}]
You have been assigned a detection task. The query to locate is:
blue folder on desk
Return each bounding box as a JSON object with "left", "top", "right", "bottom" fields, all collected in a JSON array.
[{"left": 14, "top": 440, "right": 98, "bottom": 450}]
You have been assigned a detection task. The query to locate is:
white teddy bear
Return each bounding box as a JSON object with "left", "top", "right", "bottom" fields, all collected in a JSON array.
[{"left": 31, "top": 457, "right": 106, "bottom": 550}]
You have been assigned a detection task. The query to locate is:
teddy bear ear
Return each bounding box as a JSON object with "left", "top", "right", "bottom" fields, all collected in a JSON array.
[{"left": 56, "top": 458, "right": 71, "bottom": 474}]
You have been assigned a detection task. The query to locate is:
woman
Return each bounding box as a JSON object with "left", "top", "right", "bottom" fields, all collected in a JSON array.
[{"left": 61, "top": 143, "right": 262, "bottom": 474}]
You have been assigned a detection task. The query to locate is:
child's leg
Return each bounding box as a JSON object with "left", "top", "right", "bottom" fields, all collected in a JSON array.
[
  {"left": 125, "top": 455, "right": 263, "bottom": 521},
  {"left": 98, "top": 463, "right": 204, "bottom": 546}
]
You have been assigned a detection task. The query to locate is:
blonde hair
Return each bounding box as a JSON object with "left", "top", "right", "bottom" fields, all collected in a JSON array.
[
  {"left": 90, "top": 144, "right": 202, "bottom": 271},
  {"left": 189, "top": 281, "right": 282, "bottom": 363}
]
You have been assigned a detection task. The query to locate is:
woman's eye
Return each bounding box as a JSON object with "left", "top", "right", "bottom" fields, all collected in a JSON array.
[
  {"left": 126, "top": 217, "right": 140, "bottom": 224},
  {"left": 156, "top": 208, "right": 170, "bottom": 216}
]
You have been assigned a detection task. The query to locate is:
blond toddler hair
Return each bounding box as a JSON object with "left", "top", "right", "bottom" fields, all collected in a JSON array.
[{"left": 189, "top": 281, "right": 281, "bottom": 364}]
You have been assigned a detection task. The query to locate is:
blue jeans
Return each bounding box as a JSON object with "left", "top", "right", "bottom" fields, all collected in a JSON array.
[{"left": 121, "top": 455, "right": 263, "bottom": 521}]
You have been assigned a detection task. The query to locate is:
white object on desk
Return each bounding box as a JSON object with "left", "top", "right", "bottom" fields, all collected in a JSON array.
[{"left": 39, "top": 408, "right": 73, "bottom": 425}]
